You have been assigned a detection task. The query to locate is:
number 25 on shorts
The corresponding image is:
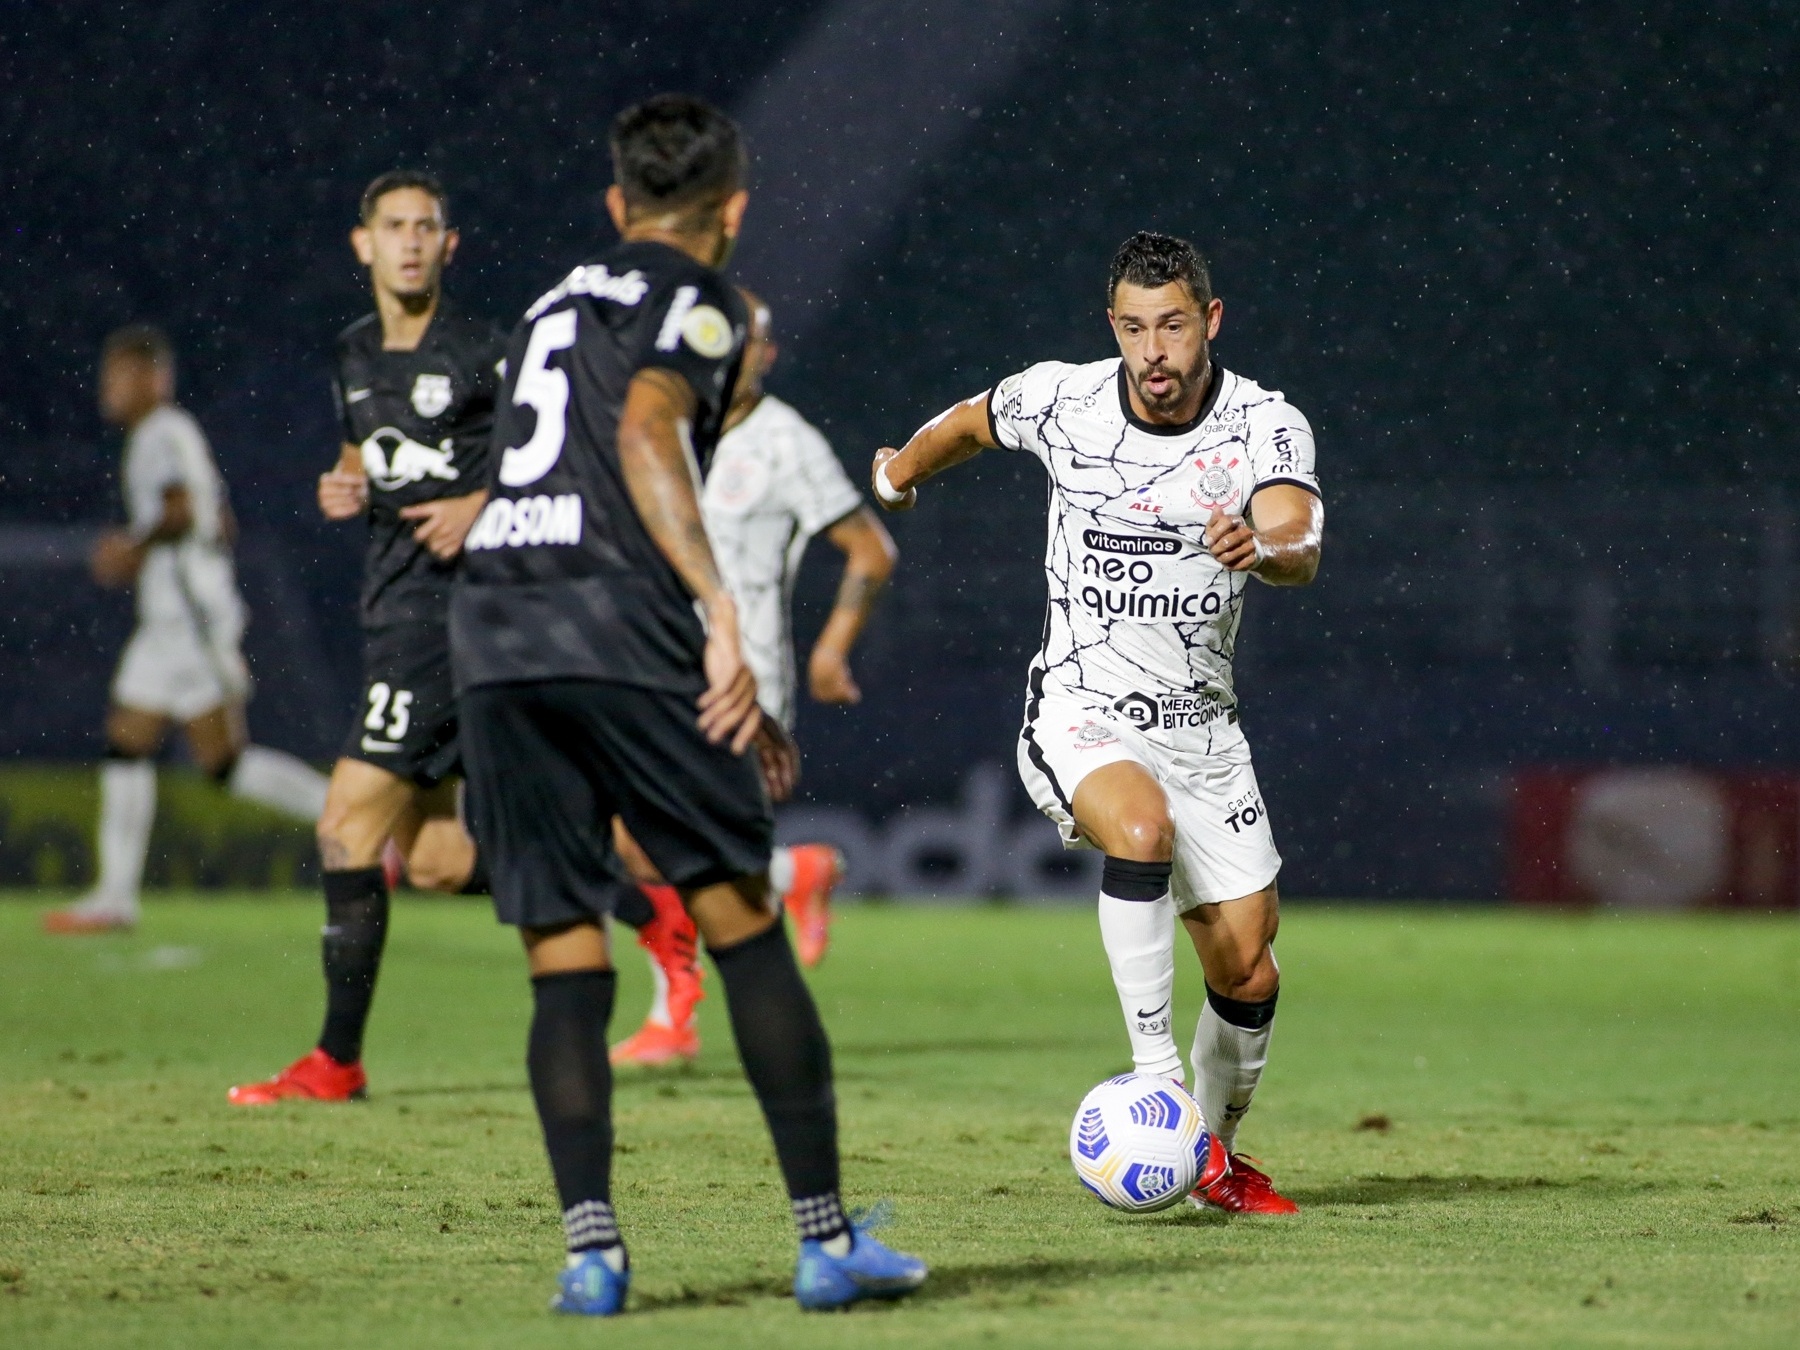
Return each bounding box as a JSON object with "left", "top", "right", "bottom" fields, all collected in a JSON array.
[{"left": 364, "top": 681, "right": 413, "bottom": 742}]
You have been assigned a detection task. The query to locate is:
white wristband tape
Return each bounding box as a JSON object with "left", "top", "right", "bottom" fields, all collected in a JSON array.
[
  {"left": 874, "top": 462, "right": 909, "bottom": 506},
  {"left": 1250, "top": 535, "right": 1269, "bottom": 567}
]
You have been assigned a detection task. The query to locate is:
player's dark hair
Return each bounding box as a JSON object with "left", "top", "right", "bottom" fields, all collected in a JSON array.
[
  {"left": 101, "top": 323, "right": 173, "bottom": 369},
  {"left": 359, "top": 169, "right": 449, "bottom": 225},
  {"left": 1107, "top": 231, "right": 1213, "bottom": 308},
  {"left": 609, "top": 94, "right": 746, "bottom": 217}
]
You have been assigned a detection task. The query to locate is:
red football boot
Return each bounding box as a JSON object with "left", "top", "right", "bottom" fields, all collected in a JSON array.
[
  {"left": 1191, "top": 1151, "right": 1300, "bottom": 1215},
  {"left": 609, "top": 1019, "right": 701, "bottom": 1066},
  {"left": 610, "top": 885, "right": 703, "bottom": 1066},
  {"left": 782, "top": 844, "right": 844, "bottom": 969},
  {"left": 227, "top": 1048, "right": 367, "bottom": 1106}
]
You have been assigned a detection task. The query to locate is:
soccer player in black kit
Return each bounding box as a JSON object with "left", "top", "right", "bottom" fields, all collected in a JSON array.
[
  {"left": 452, "top": 95, "right": 927, "bottom": 1316},
  {"left": 230, "top": 171, "right": 501, "bottom": 1105}
]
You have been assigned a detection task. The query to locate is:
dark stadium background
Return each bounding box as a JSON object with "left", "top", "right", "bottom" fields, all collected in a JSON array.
[{"left": 2, "top": 1, "right": 1796, "bottom": 898}]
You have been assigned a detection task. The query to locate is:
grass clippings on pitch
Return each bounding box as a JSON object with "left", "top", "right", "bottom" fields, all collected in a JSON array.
[{"left": 2, "top": 896, "right": 1799, "bottom": 1348}]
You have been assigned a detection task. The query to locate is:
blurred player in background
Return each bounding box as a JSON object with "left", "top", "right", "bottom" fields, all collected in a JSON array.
[
  {"left": 608, "top": 288, "right": 897, "bottom": 1066},
  {"left": 870, "top": 231, "right": 1323, "bottom": 1215},
  {"left": 229, "top": 171, "right": 502, "bottom": 1106},
  {"left": 452, "top": 94, "right": 925, "bottom": 1315},
  {"left": 44, "top": 327, "right": 329, "bottom": 935}
]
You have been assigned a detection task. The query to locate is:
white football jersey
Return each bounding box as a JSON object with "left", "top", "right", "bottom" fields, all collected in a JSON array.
[
  {"left": 703, "top": 394, "right": 863, "bottom": 729},
  {"left": 990, "top": 358, "right": 1318, "bottom": 741},
  {"left": 122, "top": 404, "right": 244, "bottom": 637}
]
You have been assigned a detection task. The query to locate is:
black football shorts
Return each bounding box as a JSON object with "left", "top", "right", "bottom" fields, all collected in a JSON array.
[
  {"left": 459, "top": 678, "right": 773, "bottom": 930},
  {"left": 342, "top": 620, "right": 463, "bottom": 788}
]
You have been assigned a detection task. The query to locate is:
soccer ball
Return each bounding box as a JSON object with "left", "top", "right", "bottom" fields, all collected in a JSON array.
[{"left": 1069, "top": 1073, "right": 1210, "bottom": 1212}]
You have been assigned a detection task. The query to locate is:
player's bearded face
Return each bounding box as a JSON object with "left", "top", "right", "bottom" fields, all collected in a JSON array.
[{"left": 1110, "top": 282, "right": 1213, "bottom": 418}]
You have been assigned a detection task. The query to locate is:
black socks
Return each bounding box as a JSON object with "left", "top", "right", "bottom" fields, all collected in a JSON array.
[
  {"left": 1101, "top": 855, "right": 1173, "bottom": 902},
  {"left": 528, "top": 970, "right": 621, "bottom": 1255},
  {"left": 1206, "top": 983, "right": 1279, "bottom": 1029},
  {"left": 710, "top": 923, "right": 846, "bottom": 1242},
  {"left": 317, "top": 867, "right": 388, "bottom": 1065}
]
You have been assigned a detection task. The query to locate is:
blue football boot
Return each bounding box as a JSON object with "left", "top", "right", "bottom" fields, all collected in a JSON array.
[
  {"left": 793, "top": 1217, "right": 928, "bottom": 1311},
  {"left": 550, "top": 1248, "right": 629, "bottom": 1316}
]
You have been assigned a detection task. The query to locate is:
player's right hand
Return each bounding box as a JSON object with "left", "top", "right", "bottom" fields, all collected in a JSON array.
[
  {"left": 318, "top": 470, "right": 369, "bottom": 519},
  {"left": 753, "top": 717, "right": 801, "bottom": 802},
  {"left": 697, "top": 597, "right": 763, "bottom": 754},
  {"left": 870, "top": 447, "right": 917, "bottom": 512}
]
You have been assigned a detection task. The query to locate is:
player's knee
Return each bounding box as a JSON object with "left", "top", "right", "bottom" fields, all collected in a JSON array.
[
  {"left": 1114, "top": 810, "right": 1175, "bottom": 862},
  {"left": 204, "top": 750, "right": 240, "bottom": 785},
  {"left": 405, "top": 851, "right": 464, "bottom": 894}
]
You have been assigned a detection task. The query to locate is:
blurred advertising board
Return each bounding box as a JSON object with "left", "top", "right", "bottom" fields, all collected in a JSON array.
[
  {"left": 1510, "top": 768, "right": 1800, "bottom": 909},
  {"left": 0, "top": 765, "right": 317, "bottom": 891}
]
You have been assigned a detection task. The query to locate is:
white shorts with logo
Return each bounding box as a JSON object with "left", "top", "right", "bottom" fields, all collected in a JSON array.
[
  {"left": 111, "top": 619, "right": 251, "bottom": 722},
  {"left": 1016, "top": 682, "right": 1280, "bottom": 912}
]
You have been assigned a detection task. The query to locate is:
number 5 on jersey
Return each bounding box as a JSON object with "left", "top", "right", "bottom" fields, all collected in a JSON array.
[{"left": 499, "top": 310, "right": 578, "bottom": 487}]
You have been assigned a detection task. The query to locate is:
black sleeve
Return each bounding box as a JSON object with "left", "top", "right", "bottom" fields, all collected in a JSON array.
[
  {"left": 331, "top": 372, "right": 353, "bottom": 444},
  {"left": 631, "top": 271, "right": 746, "bottom": 426}
]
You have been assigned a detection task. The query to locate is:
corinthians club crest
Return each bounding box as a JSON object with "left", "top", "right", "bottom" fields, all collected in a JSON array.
[
  {"left": 410, "top": 373, "right": 453, "bottom": 418},
  {"left": 1189, "top": 450, "right": 1242, "bottom": 512}
]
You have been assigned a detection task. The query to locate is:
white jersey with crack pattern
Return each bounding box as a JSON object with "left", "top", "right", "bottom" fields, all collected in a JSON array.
[
  {"left": 988, "top": 357, "right": 1317, "bottom": 746},
  {"left": 702, "top": 394, "right": 863, "bottom": 730}
]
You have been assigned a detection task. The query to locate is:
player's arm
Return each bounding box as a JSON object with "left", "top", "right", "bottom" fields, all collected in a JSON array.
[
  {"left": 401, "top": 488, "right": 490, "bottom": 561},
  {"left": 808, "top": 506, "right": 897, "bottom": 704},
  {"left": 616, "top": 367, "right": 761, "bottom": 753},
  {"left": 1204, "top": 484, "right": 1323, "bottom": 586},
  {"left": 319, "top": 441, "right": 368, "bottom": 519},
  {"left": 869, "top": 390, "right": 998, "bottom": 512},
  {"left": 90, "top": 485, "right": 194, "bottom": 587}
]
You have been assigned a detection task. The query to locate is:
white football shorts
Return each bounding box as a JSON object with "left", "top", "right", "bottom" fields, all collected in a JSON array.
[
  {"left": 111, "top": 619, "right": 251, "bottom": 722},
  {"left": 1016, "top": 684, "right": 1281, "bottom": 912}
]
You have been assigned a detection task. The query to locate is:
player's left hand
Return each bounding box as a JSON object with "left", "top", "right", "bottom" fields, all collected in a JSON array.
[
  {"left": 401, "top": 490, "right": 489, "bottom": 560},
  {"left": 1205, "top": 508, "right": 1262, "bottom": 572},
  {"left": 808, "top": 645, "right": 862, "bottom": 704},
  {"left": 753, "top": 717, "right": 801, "bottom": 802},
  {"left": 89, "top": 529, "right": 142, "bottom": 588}
]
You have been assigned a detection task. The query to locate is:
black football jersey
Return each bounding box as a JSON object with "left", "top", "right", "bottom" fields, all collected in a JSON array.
[
  {"left": 451, "top": 239, "right": 747, "bottom": 694},
  {"left": 332, "top": 298, "right": 506, "bottom": 627}
]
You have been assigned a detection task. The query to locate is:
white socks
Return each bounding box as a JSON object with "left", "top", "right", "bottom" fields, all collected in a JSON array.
[
  {"left": 641, "top": 950, "right": 673, "bottom": 1028},
  {"left": 1096, "top": 886, "right": 1181, "bottom": 1079},
  {"left": 1190, "top": 991, "right": 1276, "bottom": 1153},
  {"left": 88, "top": 758, "right": 157, "bottom": 917},
  {"left": 768, "top": 845, "right": 796, "bottom": 897},
  {"left": 228, "top": 745, "right": 328, "bottom": 822}
]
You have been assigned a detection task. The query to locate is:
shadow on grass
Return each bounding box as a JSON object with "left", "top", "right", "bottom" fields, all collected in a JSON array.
[{"left": 1295, "top": 1173, "right": 1662, "bottom": 1206}]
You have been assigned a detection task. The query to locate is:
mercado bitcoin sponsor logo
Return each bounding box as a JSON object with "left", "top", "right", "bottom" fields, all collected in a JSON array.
[{"left": 1113, "top": 690, "right": 1232, "bottom": 732}]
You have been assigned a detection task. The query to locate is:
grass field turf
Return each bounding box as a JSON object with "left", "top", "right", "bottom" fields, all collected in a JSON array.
[{"left": 2, "top": 897, "right": 1799, "bottom": 1348}]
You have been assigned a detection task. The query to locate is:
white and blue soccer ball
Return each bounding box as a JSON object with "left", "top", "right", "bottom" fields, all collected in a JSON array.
[{"left": 1069, "top": 1073, "right": 1210, "bottom": 1212}]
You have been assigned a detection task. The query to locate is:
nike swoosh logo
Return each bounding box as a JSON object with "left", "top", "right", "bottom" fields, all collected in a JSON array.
[
  {"left": 1072, "top": 456, "right": 1107, "bottom": 470},
  {"left": 346, "top": 388, "right": 373, "bottom": 402},
  {"left": 1136, "top": 999, "right": 1170, "bottom": 1019}
]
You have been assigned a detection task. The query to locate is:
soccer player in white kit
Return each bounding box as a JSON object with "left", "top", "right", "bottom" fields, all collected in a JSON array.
[
  {"left": 45, "top": 326, "right": 329, "bottom": 934},
  {"left": 610, "top": 289, "right": 898, "bottom": 1063},
  {"left": 869, "top": 232, "right": 1323, "bottom": 1214}
]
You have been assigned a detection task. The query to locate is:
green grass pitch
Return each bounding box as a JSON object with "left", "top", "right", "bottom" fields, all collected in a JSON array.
[{"left": 3, "top": 895, "right": 1799, "bottom": 1348}]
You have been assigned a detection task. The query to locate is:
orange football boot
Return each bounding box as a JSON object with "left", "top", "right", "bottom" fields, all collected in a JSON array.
[
  {"left": 1191, "top": 1151, "right": 1300, "bottom": 1215},
  {"left": 782, "top": 844, "right": 844, "bottom": 969},
  {"left": 227, "top": 1048, "right": 367, "bottom": 1105},
  {"left": 610, "top": 885, "right": 703, "bottom": 1066}
]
